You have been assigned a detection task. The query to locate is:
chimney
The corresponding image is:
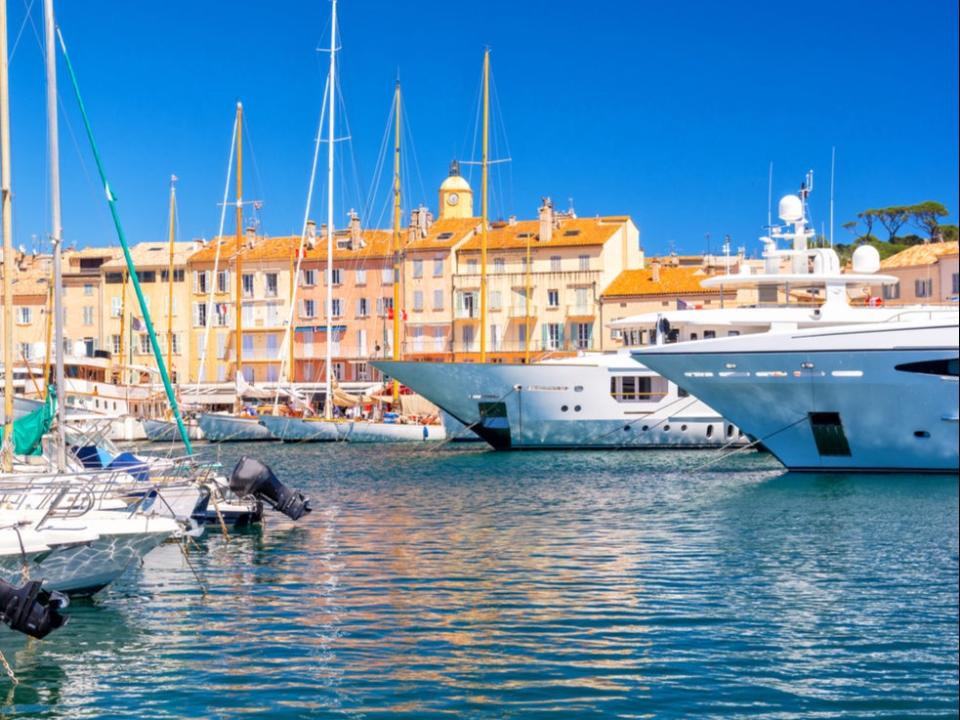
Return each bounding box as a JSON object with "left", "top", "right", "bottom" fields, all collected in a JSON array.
[
  {"left": 319, "top": 222, "right": 328, "bottom": 239},
  {"left": 348, "top": 209, "right": 362, "bottom": 247},
  {"left": 245, "top": 225, "right": 256, "bottom": 249},
  {"left": 538, "top": 197, "right": 554, "bottom": 243},
  {"left": 418, "top": 205, "right": 432, "bottom": 236},
  {"left": 508, "top": 215, "right": 517, "bottom": 226},
  {"left": 306, "top": 220, "right": 317, "bottom": 248},
  {"left": 651, "top": 259, "right": 661, "bottom": 283}
]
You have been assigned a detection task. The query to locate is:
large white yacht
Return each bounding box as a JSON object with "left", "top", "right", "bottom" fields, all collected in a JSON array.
[
  {"left": 635, "top": 318, "right": 959, "bottom": 472},
  {"left": 374, "top": 175, "right": 949, "bottom": 451}
]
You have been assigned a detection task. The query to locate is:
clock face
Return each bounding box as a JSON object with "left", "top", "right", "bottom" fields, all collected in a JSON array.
[{"left": 447, "top": 192, "right": 460, "bottom": 206}]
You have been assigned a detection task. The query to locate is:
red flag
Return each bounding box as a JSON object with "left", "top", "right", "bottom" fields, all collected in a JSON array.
[
  {"left": 401, "top": 309, "right": 408, "bottom": 321},
  {"left": 387, "top": 307, "right": 394, "bottom": 320}
]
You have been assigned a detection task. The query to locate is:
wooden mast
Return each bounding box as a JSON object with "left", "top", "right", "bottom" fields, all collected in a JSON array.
[
  {"left": 479, "top": 49, "right": 489, "bottom": 363},
  {"left": 391, "top": 80, "right": 401, "bottom": 403},
  {"left": 1, "top": 0, "right": 14, "bottom": 470},
  {"left": 323, "top": 0, "right": 337, "bottom": 420},
  {"left": 234, "top": 102, "right": 244, "bottom": 412},
  {"left": 166, "top": 174, "right": 177, "bottom": 378},
  {"left": 524, "top": 228, "right": 531, "bottom": 362}
]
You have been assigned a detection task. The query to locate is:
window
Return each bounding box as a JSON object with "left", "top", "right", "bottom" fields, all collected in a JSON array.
[
  {"left": 412, "top": 259, "right": 423, "bottom": 278},
  {"left": 466, "top": 258, "right": 478, "bottom": 274},
  {"left": 216, "top": 333, "right": 227, "bottom": 360},
  {"left": 161, "top": 269, "right": 185, "bottom": 283},
  {"left": 111, "top": 335, "right": 121, "bottom": 355},
  {"left": 550, "top": 256, "right": 561, "bottom": 272},
  {"left": 193, "top": 302, "right": 208, "bottom": 327},
  {"left": 332, "top": 298, "right": 343, "bottom": 317},
  {"left": 357, "top": 297, "right": 369, "bottom": 317},
  {"left": 194, "top": 271, "right": 210, "bottom": 294},
  {"left": 433, "top": 327, "right": 445, "bottom": 351},
  {"left": 265, "top": 302, "right": 280, "bottom": 326},
  {"left": 111, "top": 296, "right": 122, "bottom": 318},
  {"left": 456, "top": 291, "right": 477, "bottom": 318},
  {"left": 331, "top": 268, "right": 342, "bottom": 286},
  {"left": 578, "top": 254, "right": 589, "bottom": 271},
  {"left": 462, "top": 325, "right": 475, "bottom": 350},
  {"left": 490, "top": 324, "right": 502, "bottom": 350},
  {"left": 574, "top": 287, "right": 589, "bottom": 312},
  {"left": 355, "top": 269, "right": 366, "bottom": 286},
  {"left": 915, "top": 278, "right": 933, "bottom": 298},
  {"left": 302, "top": 299, "right": 317, "bottom": 318},
  {"left": 84, "top": 283, "right": 94, "bottom": 296},
  {"left": 19, "top": 342, "right": 32, "bottom": 360},
  {"left": 413, "top": 290, "right": 424, "bottom": 312},
  {"left": 433, "top": 289, "right": 444, "bottom": 311},
  {"left": 381, "top": 267, "right": 393, "bottom": 284},
  {"left": 265, "top": 273, "right": 279, "bottom": 297},
  {"left": 433, "top": 257, "right": 444, "bottom": 277},
  {"left": 882, "top": 283, "right": 901, "bottom": 300},
  {"left": 953, "top": 273, "right": 959, "bottom": 294},
  {"left": 563, "top": 229, "right": 581, "bottom": 237},
  {"left": 377, "top": 297, "right": 394, "bottom": 317},
  {"left": 727, "top": 330, "right": 740, "bottom": 337},
  {"left": 266, "top": 334, "right": 278, "bottom": 354},
  {"left": 489, "top": 290, "right": 502, "bottom": 310},
  {"left": 242, "top": 335, "right": 254, "bottom": 353},
  {"left": 217, "top": 270, "right": 230, "bottom": 293},
  {"left": 546, "top": 323, "right": 562, "bottom": 350},
  {"left": 83, "top": 306, "right": 94, "bottom": 326},
  {"left": 16, "top": 307, "right": 32, "bottom": 324},
  {"left": 215, "top": 302, "right": 229, "bottom": 327},
  {"left": 242, "top": 273, "right": 255, "bottom": 298},
  {"left": 518, "top": 323, "right": 527, "bottom": 346},
  {"left": 412, "top": 326, "right": 425, "bottom": 352},
  {"left": 357, "top": 329, "right": 368, "bottom": 356},
  {"left": 172, "top": 334, "right": 181, "bottom": 355},
  {"left": 301, "top": 268, "right": 316, "bottom": 287},
  {"left": 610, "top": 375, "right": 654, "bottom": 402},
  {"left": 104, "top": 272, "right": 123, "bottom": 284},
  {"left": 138, "top": 333, "right": 151, "bottom": 354},
  {"left": 493, "top": 257, "right": 505, "bottom": 273},
  {"left": 547, "top": 289, "right": 560, "bottom": 308},
  {"left": 574, "top": 322, "right": 592, "bottom": 349},
  {"left": 137, "top": 271, "right": 156, "bottom": 283},
  {"left": 704, "top": 330, "right": 716, "bottom": 339}
]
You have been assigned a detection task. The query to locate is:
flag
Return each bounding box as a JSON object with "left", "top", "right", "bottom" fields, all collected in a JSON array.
[
  {"left": 131, "top": 316, "right": 143, "bottom": 331},
  {"left": 401, "top": 309, "right": 408, "bottom": 321},
  {"left": 676, "top": 298, "right": 689, "bottom": 310}
]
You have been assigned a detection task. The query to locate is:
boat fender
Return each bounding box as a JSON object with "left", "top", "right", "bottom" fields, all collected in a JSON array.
[
  {"left": 0, "top": 579, "right": 69, "bottom": 639},
  {"left": 229, "top": 456, "right": 312, "bottom": 521}
]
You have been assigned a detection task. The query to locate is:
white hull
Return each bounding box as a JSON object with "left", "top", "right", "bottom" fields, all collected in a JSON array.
[
  {"left": 198, "top": 413, "right": 276, "bottom": 442},
  {"left": 258, "top": 415, "right": 340, "bottom": 442},
  {"left": 636, "top": 320, "right": 960, "bottom": 472},
  {"left": 342, "top": 421, "right": 445, "bottom": 443},
  {"left": 374, "top": 357, "right": 744, "bottom": 450}
]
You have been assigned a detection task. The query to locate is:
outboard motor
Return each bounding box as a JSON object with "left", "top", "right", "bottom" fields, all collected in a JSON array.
[
  {"left": 229, "top": 456, "right": 312, "bottom": 521},
  {"left": 0, "top": 579, "right": 69, "bottom": 639}
]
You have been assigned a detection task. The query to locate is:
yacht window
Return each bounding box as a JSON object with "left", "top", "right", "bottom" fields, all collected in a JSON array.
[
  {"left": 678, "top": 387, "right": 689, "bottom": 398},
  {"left": 704, "top": 330, "right": 716, "bottom": 339},
  {"left": 706, "top": 424, "right": 713, "bottom": 438},
  {"left": 690, "top": 333, "right": 698, "bottom": 341},
  {"left": 895, "top": 358, "right": 959, "bottom": 377},
  {"left": 610, "top": 375, "right": 654, "bottom": 402},
  {"left": 727, "top": 330, "right": 740, "bottom": 337}
]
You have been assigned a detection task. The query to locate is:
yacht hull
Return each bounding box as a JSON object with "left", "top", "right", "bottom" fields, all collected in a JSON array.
[
  {"left": 373, "top": 360, "right": 743, "bottom": 450},
  {"left": 198, "top": 413, "right": 276, "bottom": 442},
  {"left": 342, "top": 421, "right": 445, "bottom": 443},
  {"left": 142, "top": 418, "right": 206, "bottom": 442},
  {"left": 257, "top": 415, "right": 340, "bottom": 442}
]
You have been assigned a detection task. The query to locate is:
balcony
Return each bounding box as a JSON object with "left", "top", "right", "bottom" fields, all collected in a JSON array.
[
  {"left": 566, "top": 304, "right": 595, "bottom": 317},
  {"left": 454, "top": 306, "right": 480, "bottom": 320},
  {"left": 508, "top": 305, "right": 537, "bottom": 318}
]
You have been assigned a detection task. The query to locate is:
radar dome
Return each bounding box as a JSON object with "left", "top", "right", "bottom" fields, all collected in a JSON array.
[
  {"left": 851, "top": 244, "right": 881, "bottom": 274},
  {"left": 778, "top": 194, "right": 803, "bottom": 222}
]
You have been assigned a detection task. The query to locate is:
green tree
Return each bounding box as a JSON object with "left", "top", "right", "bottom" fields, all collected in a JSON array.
[
  {"left": 876, "top": 206, "right": 910, "bottom": 242},
  {"left": 841, "top": 220, "right": 858, "bottom": 237},
  {"left": 857, "top": 209, "right": 877, "bottom": 238},
  {"left": 941, "top": 224, "right": 958, "bottom": 242},
  {"left": 911, "top": 201, "right": 949, "bottom": 241}
]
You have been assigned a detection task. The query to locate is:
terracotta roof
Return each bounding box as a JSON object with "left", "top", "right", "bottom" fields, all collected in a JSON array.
[
  {"left": 601, "top": 266, "right": 721, "bottom": 298},
  {"left": 101, "top": 241, "right": 197, "bottom": 270},
  {"left": 11, "top": 268, "right": 51, "bottom": 298},
  {"left": 190, "top": 230, "right": 396, "bottom": 265},
  {"left": 405, "top": 217, "right": 479, "bottom": 251},
  {"left": 880, "top": 241, "right": 959, "bottom": 269},
  {"left": 458, "top": 217, "right": 625, "bottom": 252}
]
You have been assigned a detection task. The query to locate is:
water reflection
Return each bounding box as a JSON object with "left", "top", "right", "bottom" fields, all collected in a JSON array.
[{"left": 2, "top": 446, "right": 956, "bottom": 718}]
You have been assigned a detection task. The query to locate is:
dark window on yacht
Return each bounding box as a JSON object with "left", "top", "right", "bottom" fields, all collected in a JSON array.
[
  {"left": 610, "top": 375, "right": 653, "bottom": 402},
  {"left": 727, "top": 330, "right": 740, "bottom": 337},
  {"left": 706, "top": 424, "right": 713, "bottom": 438},
  {"left": 704, "top": 330, "right": 716, "bottom": 339},
  {"left": 809, "top": 412, "right": 852, "bottom": 457},
  {"left": 690, "top": 333, "right": 698, "bottom": 341},
  {"left": 894, "top": 358, "right": 959, "bottom": 377},
  {"left": 678, "top": 386, "right": 689, "bottom": 397}
]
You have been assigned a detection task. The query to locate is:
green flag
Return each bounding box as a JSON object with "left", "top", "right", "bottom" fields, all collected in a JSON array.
[{"left": 13, "top": 389, "right": 56, "bottom": 456}]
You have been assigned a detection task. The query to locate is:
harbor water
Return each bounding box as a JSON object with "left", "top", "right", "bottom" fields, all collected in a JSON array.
[{"left": 4, "top": 444, "right": 958, "bottom": 718}]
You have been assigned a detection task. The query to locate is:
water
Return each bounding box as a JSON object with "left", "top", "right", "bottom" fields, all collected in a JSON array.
[{"left": 3, "top": 445, "right": 958, "bottom": 718}]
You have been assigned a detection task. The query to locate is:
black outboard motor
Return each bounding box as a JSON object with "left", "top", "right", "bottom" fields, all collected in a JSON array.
[
  {"left": 0, "top": 579, "right": 69, "bottom": 639},
  {"left": 229, "top": 456, "right": 312, "bottom": 521}
]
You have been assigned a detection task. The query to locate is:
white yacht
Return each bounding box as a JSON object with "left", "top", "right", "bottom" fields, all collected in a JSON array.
[{"left": 635, "top": 318, "right": 959, "bottom": 472}]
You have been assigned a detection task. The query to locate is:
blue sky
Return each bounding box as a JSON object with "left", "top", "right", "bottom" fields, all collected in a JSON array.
[{"left": 6, "top": 0, "right": 958, "bottom": 257}]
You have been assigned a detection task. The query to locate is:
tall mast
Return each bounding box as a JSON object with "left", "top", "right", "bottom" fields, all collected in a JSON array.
[
  {"left": 43, "top": 0, "right": 66, "bottom": 469},
  {"left": 234, "top": 102, "right": 243, "bottom": 412},
  {"left": 0, "top": 0, "right": 13, "bottom": 471},
  {"left": 524, "top": 229, "right": 531, "bottom": 363},
  {"left": 324, "top": 0, "right": 336, "bottom": 420},
  {"left": 479, "top": 49, "right": 489, "bottom": 363},
  {"left": 391, "top": 80, "right": 401, "bottom": 403},
  {"left": 166, "top": 174, "right": 177, "bottom": 379}
]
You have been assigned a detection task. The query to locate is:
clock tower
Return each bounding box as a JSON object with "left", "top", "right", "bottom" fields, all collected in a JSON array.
[{"left": 438, "top": 159, "right": 474, "bottom": 220}]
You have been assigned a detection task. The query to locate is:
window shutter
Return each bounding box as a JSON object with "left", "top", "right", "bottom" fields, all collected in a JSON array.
[{"left": 541, "top": 324, "right": 548, "bottom": 350}]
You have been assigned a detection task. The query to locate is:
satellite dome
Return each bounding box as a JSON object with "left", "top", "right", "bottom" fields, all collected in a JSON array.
[
  {"left": 778, "top": 194, "right": 803, "bottom": 222},
  {"left": 851, "top": 244, "right": 881, "bottom": 274}
]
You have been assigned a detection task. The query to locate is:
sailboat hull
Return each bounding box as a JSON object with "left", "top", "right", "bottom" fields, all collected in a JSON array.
[
  {"left": 258, "top": 415, "right": 341, "bottom": 442},
  {"left": 142, "top": 418, "right": 206, "bottom": 442},
  {"left": 343, "top": 421, "right": 445, "bottom": 443},
  {"left": 198, "top": 413, "right": 276, "bottom": 442}
]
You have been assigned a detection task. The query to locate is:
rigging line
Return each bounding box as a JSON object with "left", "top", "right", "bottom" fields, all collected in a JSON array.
[
  {"left": 240, "top": 112, "right": 267, "bottom": 230},
  {"left": 272, "top": 73, "right": 330, "bottom": 409},
  {"left": 361, "top": 95, "right": 393, "bottom": 224},
  {"left": 10, "top": 0, "right": 37, "bottom": 61},
  {"left": 194, "top": 113, "right": 237, "bottom": 391},
  {"left": 400, "top": 101, "right": 428, "bottom": 207},
  {"left": 685, "top": 415, "right": 809, "bottom": 473},
  {"left": 490, "top": 69, "right": 514, "bottom": 217},
  {"left": 463, "top": 61, "right": 485, "bottom": 189},
  {"left": 335, "top": 75, "right": 365, "bottom": 227}
]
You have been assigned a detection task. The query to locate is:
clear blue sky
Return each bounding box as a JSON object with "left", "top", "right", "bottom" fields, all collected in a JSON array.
[{"left": 7, "top": 0, "right": 958, "bottom": 257}]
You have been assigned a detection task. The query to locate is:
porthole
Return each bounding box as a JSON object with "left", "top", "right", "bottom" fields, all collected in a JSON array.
[
  {"left": 663, "top": 425, "right": 671, "bottom": 432},
  {"left": 680, "top": 424, "right": 687, "bottom": 431},
  {"left": 914, "top": 430, "right": 930, "bottom": 438},
  {"left": 641, "top": 425, "right": 649, "bottom": 431},
  {"left": 574, "top": 405, "right": 581, "bottom": 412},
  {"left": 561, "top": 405, "right": 568, "bottom": 412},
  {"left": 623, "top": 425, "right": 631, "bottom": 432},
  {"left": 706, "top": 424, "right": 714, "bottom": 438},
  {"left": 574, "top": 385, "right": 584, "bottom": 392},
  {"left": 726, "top": 424, "right": 734, "bottom": 437}
]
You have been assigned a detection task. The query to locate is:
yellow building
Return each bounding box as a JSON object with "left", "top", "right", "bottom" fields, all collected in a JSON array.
[{"left": 437, "top": 160, "right": 474, "bottom": 220}]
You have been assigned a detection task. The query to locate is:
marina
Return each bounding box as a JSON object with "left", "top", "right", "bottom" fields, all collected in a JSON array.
[{"left": 0, "top": 0, "right": 957, "bottom": 716}]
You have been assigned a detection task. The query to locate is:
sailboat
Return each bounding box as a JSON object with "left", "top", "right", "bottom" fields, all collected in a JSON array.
[{"left": 196, "top": 103, "right": 275, "bottom": 442}]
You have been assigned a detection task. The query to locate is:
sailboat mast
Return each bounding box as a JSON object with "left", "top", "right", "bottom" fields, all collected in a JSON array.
[
  {"left": 479, "top": 49, "right": 489, "bottom": 363},
  {"left": 0, "top": 0, "right": 13, "bottom": 471},
  {"left": 43, "top": 0, "right": 66, "bottom": 469},
  {"left": 234, "top": 102, "right": 244, "bottom": 411},
  {"left": 524, "top": 231, "right": 531, "bottom": 363},
  {"left": 391, "top": 80, "right": 401, "bottom": 403},
  {"left": 324, "top": 0, "right": 336, "bottom": 420},
  {"left": 166, "top": 174, "right": 176, "bottom": 377}
]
